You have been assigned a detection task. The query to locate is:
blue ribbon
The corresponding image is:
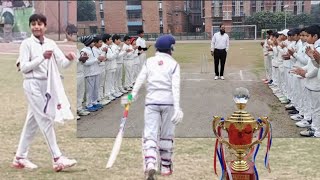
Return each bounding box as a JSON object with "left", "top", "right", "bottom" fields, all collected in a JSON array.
[
  {"left": 264, "top": 122, "right": 272, "bottom": 170},
  {"left": 252, "top": 126, "right": 264, "bottom": 180},
  {"left": 216, "top": 143, "right": 225, "bottom": 180}
]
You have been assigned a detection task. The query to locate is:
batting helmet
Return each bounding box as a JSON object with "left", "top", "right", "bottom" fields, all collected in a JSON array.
[{"left": 155, "top": 35, "right": 176, "bottom": 51}]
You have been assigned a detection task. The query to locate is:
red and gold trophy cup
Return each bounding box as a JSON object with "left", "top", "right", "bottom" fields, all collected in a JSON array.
[{"left": 212, "top": 87, "right": 272, "bottom": 180}]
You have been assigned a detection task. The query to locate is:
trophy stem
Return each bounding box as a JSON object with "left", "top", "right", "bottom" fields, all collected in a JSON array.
[{"left": 231, "top": 151, "right": 249, "bottom": 172}]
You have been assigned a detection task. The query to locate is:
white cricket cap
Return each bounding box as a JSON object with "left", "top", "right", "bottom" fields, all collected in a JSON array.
[{"left": 278, "top": 29, "right": 289, "bottom": 37}]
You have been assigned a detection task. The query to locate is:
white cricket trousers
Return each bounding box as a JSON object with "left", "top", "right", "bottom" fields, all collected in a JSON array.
[
  {"left": 77, "top": 74, "right": 85, "bottom": 111},
  {"left": 115, "top": 63, "right": 124, "bottom": 92},
  {"left": 309, "top": 90, "right": 320, "bottom": 137},
  {"left": 99, "top": 68, "right": 107, "bottom": 101},
  {"left": 16, "top": 79, "right": 62, "bottom": 159},
  {"left": 105, "top": 68, "right": 116, "bottom": 97},
  {"left": 85, "top": 74, "right": 100, "bottom": 107},
  {"left": 124, "top": 60, "right": 134, "bottom": 88},
  {"left": 139, "top": 53, "right": 147, "bottom": 70},
  {"left": 133, "top": 63, "right": 140, "bottom": 81},
  {"left": 264, "top": 55, "right": 272, "bottom": 80},
  {"left": 143, "top": 105, "right": 175, "bottom": 170}
]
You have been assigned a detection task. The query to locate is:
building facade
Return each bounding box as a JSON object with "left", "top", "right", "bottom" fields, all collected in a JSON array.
[
  {"left": 90, "top": 0, "right": 311, "bottom": 35},
  {"left": 203, "top": 0, "right": 311, "bottom": 35}
]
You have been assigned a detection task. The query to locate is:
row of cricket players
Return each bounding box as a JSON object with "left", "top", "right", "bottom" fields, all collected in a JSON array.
[
  {"left": 262, "top": 25, "right": 320, "bottom": 137},
  {"left": 76, "top": 31, "right": 149, "bottom": 119}
]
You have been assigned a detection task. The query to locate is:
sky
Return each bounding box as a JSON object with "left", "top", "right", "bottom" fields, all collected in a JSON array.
[{"left": 311, "top": 1, "right": 320, "bottom": 4}]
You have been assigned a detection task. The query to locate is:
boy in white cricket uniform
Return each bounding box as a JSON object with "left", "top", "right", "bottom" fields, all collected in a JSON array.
[
  {"left": 136, "top": 30, "right": 150, "bottom": 70},
  {"left": 13, "top": 14, "right": 77, "bottom": 171},
  {"left": 123, "top": 36, "right": 135, "bottom": 90},
  {"left": 81, "top": 35, "right": 105, "bottom": 112},
  {"left": 76, "top": 49, "right": 90, "bottom": 117},
  {"left": 289, "top": 29, "right": 311, "bottom": 122},
  {"left": 113, "top": 34, "right": 128, "bottom": 95},
  {"left": 261, "top": 30, "right": 273, "bottom": 83},
  {"left": 110, "top": 35, "right": 124, "bottom": 98},
  {"left": 102, "top": 34, "right": 118, "bottom": 100},
  {"left": 292, "top": 25, "right": 320, "bottom": 137},
  {"left": 130, "top": 37, "right": 141, "bottom": 82},
  {"left": 127, "top": 35, "right": 183, "bottom": 179},
  {"left": 92, "top": 35, "right": 109, "bottom": 106}
]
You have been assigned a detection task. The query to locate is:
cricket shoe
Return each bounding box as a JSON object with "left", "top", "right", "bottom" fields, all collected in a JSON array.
[
  {"left": 112, "top": 93, "right": 121, "bottom": 98},
  {"left": 107, "top": 95, "right": 116, "bottom": 101},
  {"left": 145, "top": 163, "right": 156, "bottom": 180},
  {"left": 12, "top": 157, "right": 38, "bottom": 170},
  {"left": 53, "top": 156, "right": 77, "bottom": 172},
  {"left": 296, "top": 120, "right": 312, "bottom": 128},
  {"left": 76, "top": 115, "right": 80, "bottom": 120},
  {"left": 86, "top": 106, "right": 98, "bottom": 112},
  {"left": 77, "top": 109, "right": 90, "bottom": 116},
  {"left": 161, "top": 165, "right": 173, "bottom": 176},
  {"left": 100, "top": 99, "right": 111, "bottom": 106},
  {"left": 300, "top": 127, "right": 315, "bottom": 137},
  {"left": 120, "top": 89, "right": 128, "bottom": 94},
  {"left": 214, "top": 76, "right": 219, "bottom": 80},
  {"left": 93, "top": 103, "right": 103, "bottom": 110},
  {"left": 281, "top": 99, "right": 290, "bottom": 104},
  {"left": 288, "top": 110, "right": 299, "bottom": 115},
  {"left": 285, "top": 105, "right": 295, "bottom": 110},
  {"left": 291, "top": 114, "right": 304, "bottom": 121},
  {"left": 220, "top": 76, "right": 225, "bottom": 80}
]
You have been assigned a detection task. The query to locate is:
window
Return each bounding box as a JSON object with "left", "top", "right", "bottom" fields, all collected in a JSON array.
[
  {"left": 100, "top": 12, "right": 104, "bottom": 19},
  {"left": 127, "top": 0, "right": 141, "bottom": 6},
  {"left": 128, "top": 25, "right": 142, "bottom": 34},
  {"left": 127, "top": 10, "right": 142, "bottom": 21}
]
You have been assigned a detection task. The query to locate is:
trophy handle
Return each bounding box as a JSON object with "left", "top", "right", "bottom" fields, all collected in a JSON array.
[
  {"left": 212, "top": 116, "right": 232, "bottom": 148},
  {"left": 248, "top": 117, "right": 270, "bottom": 149}
]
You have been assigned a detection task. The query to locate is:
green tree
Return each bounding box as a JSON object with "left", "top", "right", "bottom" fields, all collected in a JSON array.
[
  {"left": 77, "top": 0, "right": 97, "bottom": 21},
  {"left": 311, "top": 3, "right": 320, "bottom": 24},
  {"left": 244, "top": 11, "right": 314, "bottom": 31}
]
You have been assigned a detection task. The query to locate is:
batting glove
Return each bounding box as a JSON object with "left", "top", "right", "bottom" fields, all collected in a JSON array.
[{"left": 171, "top": 108, "right": 183, "bottom": 125}]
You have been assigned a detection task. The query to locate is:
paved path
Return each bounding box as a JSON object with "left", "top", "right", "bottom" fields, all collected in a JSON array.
[{"left": 77, "top": 64, "right": 302, "bottom": 138}]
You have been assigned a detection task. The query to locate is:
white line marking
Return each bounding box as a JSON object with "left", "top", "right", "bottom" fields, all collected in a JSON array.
[
  {"left": 0, "top": 52, "right": 18, "bottom": 55},
  {"left": 184, "top": 78, "right": 256, "bottom": 82},
  {"left": 240, "top": 70, "right": 244, "bottom": 80}
]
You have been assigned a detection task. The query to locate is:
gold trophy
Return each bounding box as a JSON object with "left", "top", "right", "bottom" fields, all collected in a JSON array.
[{"left": 212, "top": 87, "right": 272, "bottom": 180}]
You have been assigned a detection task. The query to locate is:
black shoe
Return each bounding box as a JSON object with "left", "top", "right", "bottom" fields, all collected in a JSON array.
[
  {"left": 288, "top": 110, "right": 299, "bottom": 115},
  {"left": 285, "top": 106, "right": 296, "bottom": 111}
]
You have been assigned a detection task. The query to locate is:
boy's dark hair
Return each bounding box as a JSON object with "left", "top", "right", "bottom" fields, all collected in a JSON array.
[
  {"left": 112, "top": 34, "right": 121, "bottom": 42},
  {"left": 292, "top": 28, "right": 301, "bottom": 36},
  {"left": 305, "top": 25, "right": 320, "bottom": 38},
  {"left": 137, "top": 30, "right": 144, "bottom": 35},
  {"left": 123, "top": 35, "right": 131, "bottom": 42},
  {"left": 29, "top": 14, "right": 47, "bottom": 26},
  {"left": 300, "top": 27, "right": 306, "bottom": 33},
  {"left": 93, "top": 35, "right": 101, "bottom": 43},
  {"left": 102, "top": 34, "right": 112, "bottom": 42},
  {"left": 267, "top": 30, "right": 273, "bottom": 35},
  {"left": 272, "top": 32, "right": 279, "bottom": 38}
]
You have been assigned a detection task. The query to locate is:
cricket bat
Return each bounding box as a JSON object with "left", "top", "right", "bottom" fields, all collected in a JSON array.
[{"left": 106, "top": 95, "right": 132, "bottom": 168}]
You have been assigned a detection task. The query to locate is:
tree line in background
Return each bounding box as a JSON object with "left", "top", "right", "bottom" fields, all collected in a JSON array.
[{"left": 244, "top": 3, "right": 320, "bottom": 31}]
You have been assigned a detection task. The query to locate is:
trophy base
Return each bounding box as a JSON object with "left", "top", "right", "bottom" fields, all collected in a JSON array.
[{"left": 227, "top": 162, "right": 255, "bottom": 180}]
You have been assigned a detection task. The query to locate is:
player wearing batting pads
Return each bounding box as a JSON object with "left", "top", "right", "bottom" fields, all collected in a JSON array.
[
  {"left": 125, "top": 35, "right": 183, "bottom": 180},
  {"left": 13, "top": 14, "right": 77, "bottom": 171}
]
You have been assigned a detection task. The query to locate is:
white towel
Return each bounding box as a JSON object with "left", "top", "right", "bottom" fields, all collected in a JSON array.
[{"left": 44, "top": 55, "right": 74, "bottom": 124}]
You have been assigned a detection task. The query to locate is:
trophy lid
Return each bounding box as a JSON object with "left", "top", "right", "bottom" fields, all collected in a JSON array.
[{"left": 228, "top": 87, "right": 255, "bottom": 122}]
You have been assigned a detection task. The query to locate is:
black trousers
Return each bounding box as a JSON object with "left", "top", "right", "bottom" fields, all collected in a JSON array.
[{"left": 213, "top": 48, "right": 227, "bottom": 76}]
